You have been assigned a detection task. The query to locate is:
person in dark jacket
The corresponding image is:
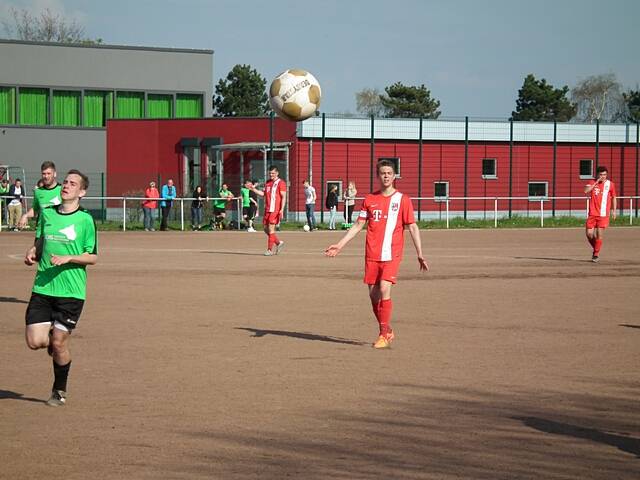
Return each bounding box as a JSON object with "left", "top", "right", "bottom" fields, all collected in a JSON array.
[
  {"left": 326, "top": 184, "right": 339, "bottom": 230},
  {"left": 191, "top": 185, "right": 206, "bottom": 230}
]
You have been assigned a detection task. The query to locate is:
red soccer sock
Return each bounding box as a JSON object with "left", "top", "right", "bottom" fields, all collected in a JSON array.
[
  {"left": 267, "top": 234, "right": 275, "bottom": 251},
  {"left": 587, "top": 236, "right": 596, "bottom": 249},
  {"left": 594, "top": 239, "right": 603, "bottom": 256},
  {"left": 378, "top": 299, "right": 393, "bottom": 336},
  {"left": 371, "top": 298, "right": 381, "bottom": 323},
  {"left": 272, "top": 233, "right": 281, "bottom": 245}
]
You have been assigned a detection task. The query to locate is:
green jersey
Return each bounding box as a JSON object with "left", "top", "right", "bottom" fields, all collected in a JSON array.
[
  {"left": 241, "top": 187, "right": 250, "bottom": 207},
  {"left": 33, "top": 205, "right": 97, "bottom": 300},
  {"left": 214, "top": 189, "right": 232, "bottom": 208},
  {"left": 33, "top": 183, "right": 62, "bottom": 213}
]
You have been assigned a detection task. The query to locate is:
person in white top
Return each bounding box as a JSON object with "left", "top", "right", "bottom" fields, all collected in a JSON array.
[
  {"left": 8, "top": 178, "right": 24, "bottom": 231},
  {"left": 303, "top": 180, "right": 317, "bottom": 230}
]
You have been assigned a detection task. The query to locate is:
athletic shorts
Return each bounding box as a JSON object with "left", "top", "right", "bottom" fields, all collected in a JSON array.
[
  {"left": 364, "top": 259, "right": 401, "bottom": 285},
  {"left": 243, "top": 206, "right": 250, "bottom": 218},
  {"left": 263, "top": 212, "right": 281, "bottom": 225},
  {"left": 213, "top": 206, "right": 226, "bottom": 216},
  {"left": 25, "top": 292, "right": 85, "bottom": 332},
  {"left": 586, "top": 215, "right": 609, "bottom": 229}
]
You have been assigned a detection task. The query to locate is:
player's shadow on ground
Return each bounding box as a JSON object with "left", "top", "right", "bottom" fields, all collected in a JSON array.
[
  {"left": 200, "top": 250, "right": 265, "bottom": 256},
  {"left": 513, "top": 416, "right": 640, "bottom": 458},
  {"left": 0, "top": 296, "right": 28, "bottom": 304},
  {"left": 513, "top": 256, "right": 589, "bottom": 263},
  {"left": 619, "top": 324, "right": 640, "bottom": 329},
  {"left": 0, "top": 389, "right": 46, "bottom": 403},
  {"left": 235, "top": 327, "right": 368, "bottom": 346}
]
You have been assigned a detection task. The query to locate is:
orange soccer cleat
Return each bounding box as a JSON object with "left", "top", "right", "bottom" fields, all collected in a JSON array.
[{"left": 372, "top": 330, "right": 395, "bottom": 349}]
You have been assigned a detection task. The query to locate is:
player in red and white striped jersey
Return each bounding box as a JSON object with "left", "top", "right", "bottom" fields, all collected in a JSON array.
[
  {"left": 325, "top": 160, "right": 428, "bottom": 349},
  {"left": 249, "top": 165, "right": 287, "bottom": 256},
  {"left": 584, "top": 165, "right": 617, "bottom": 262}
]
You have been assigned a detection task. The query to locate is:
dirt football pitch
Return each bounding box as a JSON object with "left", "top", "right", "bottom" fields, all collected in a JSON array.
[{"left": 1, "top": 227, "right": 639, "bottom": 479}]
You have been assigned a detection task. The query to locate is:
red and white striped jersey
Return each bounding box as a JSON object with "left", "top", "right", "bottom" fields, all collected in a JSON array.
[
  {"left": 587, "top": 179, "right": 616, "bottom": 217},
  {"left": 357, "top": 190, "right": 416, "bottom": 261},
  {"left": 264, "top": 178, "right": 286, "bottom": 214}
]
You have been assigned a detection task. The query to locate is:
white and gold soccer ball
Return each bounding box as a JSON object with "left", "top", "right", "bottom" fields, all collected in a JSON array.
[{"left": 269, "top": 69, "right": 321, "bottom": 122}]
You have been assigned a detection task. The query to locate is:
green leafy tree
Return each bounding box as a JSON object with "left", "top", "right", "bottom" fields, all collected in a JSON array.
[
  {"left": 623, "top": 89, "right": 640, "bottom": 123},
  {"left": 213, "top": 64, "right": 269, "bottom": 117},
  {"left": 380, "top": 82, "right": 441, "bottom": 118},
  {"left": 512, "top": 74, "right": 576, "bottom": 122},
  {"left": 1, "top": 7, "right": 102, "bottom": 44}
]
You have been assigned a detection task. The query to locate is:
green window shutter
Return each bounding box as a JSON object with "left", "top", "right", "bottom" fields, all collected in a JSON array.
[
  {"left": 0, "top": 87, "right": 16, "bottom": 124},
  {"left": 52, "top": 90, "right": 80, "bottom": 126},
  {"left": 19, "top": 88, "right": 49, "bottom": 125},
  {"left": 176, "top": 94, "right": 203, "bottom": 118},
  {"left": 116, "top": 91, "right": 144, "bottom": 119},
  {"left": 148, "top": 94, "right": 173, "bottom": 119},
  {"left": 83, "top": 90, "right": 114, "bottom": 127}
]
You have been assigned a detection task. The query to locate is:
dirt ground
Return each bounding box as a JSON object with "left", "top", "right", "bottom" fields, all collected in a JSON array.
[{"left": 1, "top": 227, "right": 639, "bottom": 479}]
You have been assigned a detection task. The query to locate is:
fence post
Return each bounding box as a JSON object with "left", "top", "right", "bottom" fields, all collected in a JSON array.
[
  {"left": 123, "top": 197, "right": 126, "bottom": 232},
  {"left": 237, "top": 197, "right": 241, "bottom": 230},
  {"left": 464, "top": 116, "right": 468, "bottom": 220},
  {"left": 540, "top": 199, "right": 544, "bottom": 227},
  {"left": 509, "top": 119, "right": 513, "bottom": 218},
  {"left": 180, "top": 198, "right": 184, "bottom": 231},
  {"left": 552, "top": 121, "right": 557, "bottom": 217},
  {"left": 446, "top": 199, "right": 450, "bottom": 229},
  {"left": 101, "top": 172, "right": 105, "bottom": 223},
  {"left": 418, "top": 116, "right": 423, "bottom": 221},
  {"left": 494, "top": 198, "right": 498, "bottom": 228},
  {"left": 321, "top": 112, "right": 326, "bottom": 224},
  {"left": 631, "top": 198, "right": 634, "bottom": 225}
]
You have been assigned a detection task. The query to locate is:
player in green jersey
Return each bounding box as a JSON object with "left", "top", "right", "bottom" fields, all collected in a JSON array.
[
  {"left": 19, "top": 161, "right": 62, "bottom": 229},
  {"left": 24, "top": 170, "right": 97, "bottom": 407}
]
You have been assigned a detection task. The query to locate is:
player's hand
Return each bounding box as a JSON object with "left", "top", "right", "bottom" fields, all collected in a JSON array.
[
  {"left": 24, "top": 247, "right": 37, "bottom": 266},
  {"left": 50, "top": 254, "right": 71, "bottom": 266},
  {"left": 611, "top": 210, "right": 617, "bottom": 220},
  {"left": 18, "top": 214, "right": 29, "bottom": 229},
  {"left": 418, "top": 256, "right": 429, "bottom": 272},
  {"left": 325, "top": 244, "right": 341, "bottom": 257}
]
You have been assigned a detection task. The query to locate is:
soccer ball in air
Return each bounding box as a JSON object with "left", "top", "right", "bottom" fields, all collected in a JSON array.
[
  {"left": 269, "top": 69, "right": 321, "bottom": 122},
  {"left": 303, "top": 224, "right": 311, "bottom": 232}
]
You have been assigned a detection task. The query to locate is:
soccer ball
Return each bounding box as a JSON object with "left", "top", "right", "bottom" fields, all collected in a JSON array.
[
  {"left": 303, "top": 224, "right": 311, "bottom": 232},
  {"left": 269, "top": 69, "right": 321, "bottom": 122}
]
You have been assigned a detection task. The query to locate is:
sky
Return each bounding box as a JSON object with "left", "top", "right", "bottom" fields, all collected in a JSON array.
[{"left": 1, "top": 0, "right": 639, "bottom": 118}]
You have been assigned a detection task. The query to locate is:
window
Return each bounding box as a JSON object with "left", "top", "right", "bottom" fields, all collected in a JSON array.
[
  {"left": 377, "top": 157, "right": 400, "bottom": 178},
  {"left": 326, "top": 180, "right": 343, "bottom": 200},
  {"left": 579, "top": 159, "right": 593, "bottom": 179},
  {"left": 148, "top": 94, "right": 173, "bottom": 119},
  {"left": 83, "top": 91, "right": 113, "bottom": 127},
  {"left": 52, "top": 90, "right": 80, "bottom": 126},
  {"left": 176, "top": 94, "right": 203, "bottom": 118},
  {"left": 0, "top": 87, "right": 16, "bottom": 124},
  {"left": 482, "top": 158, "right": 497, "bottom": 179},
  {"left": 528, "top": 182, "right": 548, "bottom": 200},
  {"left": 116, "top": 91, "right": 144, "bottom": 119},
  {"left": 19, "top": 88, "right": 49, "bottom": 125},
  {"left": 434, "top": 181, "right": 449, "bottom": 202}
]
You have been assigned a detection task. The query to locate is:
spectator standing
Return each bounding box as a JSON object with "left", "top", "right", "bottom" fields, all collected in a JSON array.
[
  {"left": 248, "top": 180, "right": 259, "bottom": 232},
  {"left": 326, "top": 184, "right": 339, "bottom": 230},
  {"left": 303, "top": 180, "right": 317, "bottom": 230},
  {"left": 241, "top": 180, "right": 257, "bottom": 232},
  {"left": 0, "top": 178, "right": 8, "bottom": 225},
  {"left": 191, "top": 185, "right": 206, "bottom": 230},
  {"left": 142, "top": 181, "right": 159, "bottom": 231},
  {"left": 344, "top": 181, "right": 357, "bottom": 224},
  {"left": 213, "top": 183, "right": 234, "bottom": 230},
  {"left": 160, "top": 179, "right": 176, "bottom": 231},
  {"left": 8, "top": 178, "right": 24, "bottom": 231}
]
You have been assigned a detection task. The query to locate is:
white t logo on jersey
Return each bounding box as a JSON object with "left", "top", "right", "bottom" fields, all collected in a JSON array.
[
  {"left": 50, "top": 196, "right": 61, "bottom": 205},
  {"left": 372, "top": 209, "right": 383, "bottom": 222},
  {"left": 59, "top": 225, "right": 77, "bottom": 241}
]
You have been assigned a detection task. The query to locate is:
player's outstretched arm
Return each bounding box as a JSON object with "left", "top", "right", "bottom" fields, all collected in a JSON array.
[
  {"left": 325, "top": 221, "right": 365, "bottom": 257},
  {"left": 18, "top": 208, "right": 35, "bottom": 229},
  {"left": 250, "top": 186, "right": 265, "bottom": 197},
  {"left": 612, "top": 195, "right": 617, "bottom": 220},
  {"left": 408, "top": 223, "right": 429, "bottom": 272},
  {"left": 24, "top": 245, "right": 37, "bottom": 266},
  {"left": 50, "top": 252, "right": 98, "bottom": 266}
]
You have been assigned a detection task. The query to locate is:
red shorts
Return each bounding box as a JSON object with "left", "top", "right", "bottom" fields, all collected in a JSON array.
[
  {"left": 364, "top": 259, "right": 401, "bottom": 285},
  {"left": 263, "top": 212, "right": 281, "bottom": 225},
  {"left": 586, "top": 215, "right": 609, "bottom": 229}
]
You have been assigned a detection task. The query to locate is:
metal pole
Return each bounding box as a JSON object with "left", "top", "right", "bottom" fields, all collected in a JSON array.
[
  {"left": 494, "top": 198, "right": 498, "bottom": 228},
  {"left": 237, "top": 197, "right": 241, "bottom": 230},
  {"left": 308, "top": 139, "right": 313, "bottom": 185},
  {"left": 418, "top": 117, "right": 423, "bottom": 221},
  {"left": 509, "top": 119, "right": 513, "bottom": 218},
  {"left": 464, "top": 116, "right": 469, "bottom": 220},
  {"left": 595, "top": 119, "right": 600, "bottom": 170},
  {"left": 540, "top": 199, "right": 544, "bottom": 227},
  {"left": 446, "top": 199, "right": 449, "bottom": 229},
  {"left": 552, "top": 121, "right": 557, "bottom": 216},
  {"left": 101, "top": 172, "right": 105, "bottom": 223},
  {"left": 269, "top": 111, "right": 274, "bottom": 164},
  {"left": 180, "top": 198, "right": 184, "bottom": 231},
  {"left": 122, "top": 198, "right": 126, "bottom": 231},
  {"left": 370, "top": 115, "right": 375, "bottom": 192},
  {"left": 636, "top": 122, "right": 639, "bottom": 218},
  {"left": 631, "top": 198, "right": 634, "bottom": 225},
  {"left": 321, "top": 112, "right": 326, "bottom": 224}
]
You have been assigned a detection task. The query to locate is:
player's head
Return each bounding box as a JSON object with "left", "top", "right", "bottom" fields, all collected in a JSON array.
[
  {"left": 244, "top": 179, "right": 252, "bottom": 187},
  {"left": 149, "top": 180, "right": 156, "bottom": 188},
  {"left": 596, "top": 166, "right": 608, "bottom": 180},
  {"left": 62, "top": 170, "right": 89, "bottom": 201},
  {"left": 268, "top": 165, "right": 279, "bottom": 180},
  {"left": 14, "top": 177, "right": 22, "bottom": 187},
  {"left": 221, "top": 183, "right": 228, "bottom": 190},
  {"left": 40, "top": 161, "right": 57, "bottom": 187},
  {"left": 376, "top": 159, "right": 396, "bottom": 187},
  {"left": 167, "top": 179, "right": 174, "bottom": 187},
  {"left": 303, "top": 179, "right": 309, "bottom": 187},
  {"left": 195, "top": 185, "right": 202, "bottom": 193}
]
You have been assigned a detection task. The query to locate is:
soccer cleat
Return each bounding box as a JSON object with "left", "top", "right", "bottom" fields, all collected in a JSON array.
[
  {"left": 263, "top": 250, "right": 274, "bottom": 256},
  {"left": 46, "top": 389, "right": 66, "bottom": 407},
  {"left": 372, "top": 330, "right": 395, "bottom": 349},
  {"left": 275, "top": 241, "right": 285, "bottom": 255},
  {"left": 592, "top": 255, "right": 599, "bottom": 263},
  {"left": 247, "top": 227, "right": 256, "bottom": 233}
]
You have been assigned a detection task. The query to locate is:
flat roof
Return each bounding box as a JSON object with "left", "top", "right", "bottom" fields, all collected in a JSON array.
[{"left": 0, "top": 38, "right": 213, "bottom": 54}]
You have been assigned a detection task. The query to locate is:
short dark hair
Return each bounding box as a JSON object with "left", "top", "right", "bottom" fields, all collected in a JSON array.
[
  {"left": 268, "top": 165, "right": 279, "bottom": 173},
  {"left": 41, "top": 161, "right": 56, "bottom": 171},
  {"left": 596, "top": 165, "right": 608, "bottom": 174},
  {"left": 377, "top": 159, "right": 396, "bottom": 174},
  {"left": 67, "top": 169, "right": 89, "bottom": 190}
]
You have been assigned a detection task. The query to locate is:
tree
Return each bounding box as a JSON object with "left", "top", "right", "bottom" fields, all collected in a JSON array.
[
  {"left": 512, "top": 74, "right": 576, "bottom": 122},
  {"left": 213, "top": 64, "right": 269, "bottom": 117},
  {"left": 355, "top": 88, "right": 387, "bottom": 117},
  {"left": 622, "top": 89, "right": 640, "bottom": 123},
  {"left": 380, "top": 82, "right": 441, "bottom": 118},
  {"left": 571, "top": 74, "right": 625, "bottom": 123},
  {"left": 1, "top": 7, "right": 102, "bottom": 44}
]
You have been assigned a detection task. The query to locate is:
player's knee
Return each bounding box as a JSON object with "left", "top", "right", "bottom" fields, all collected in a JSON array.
[
  {"left": 50, "top": 336, "right": 68, "bottom": 355},
  {"left": 26, "top": 337, "right": 46, "bottom": 350}
]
